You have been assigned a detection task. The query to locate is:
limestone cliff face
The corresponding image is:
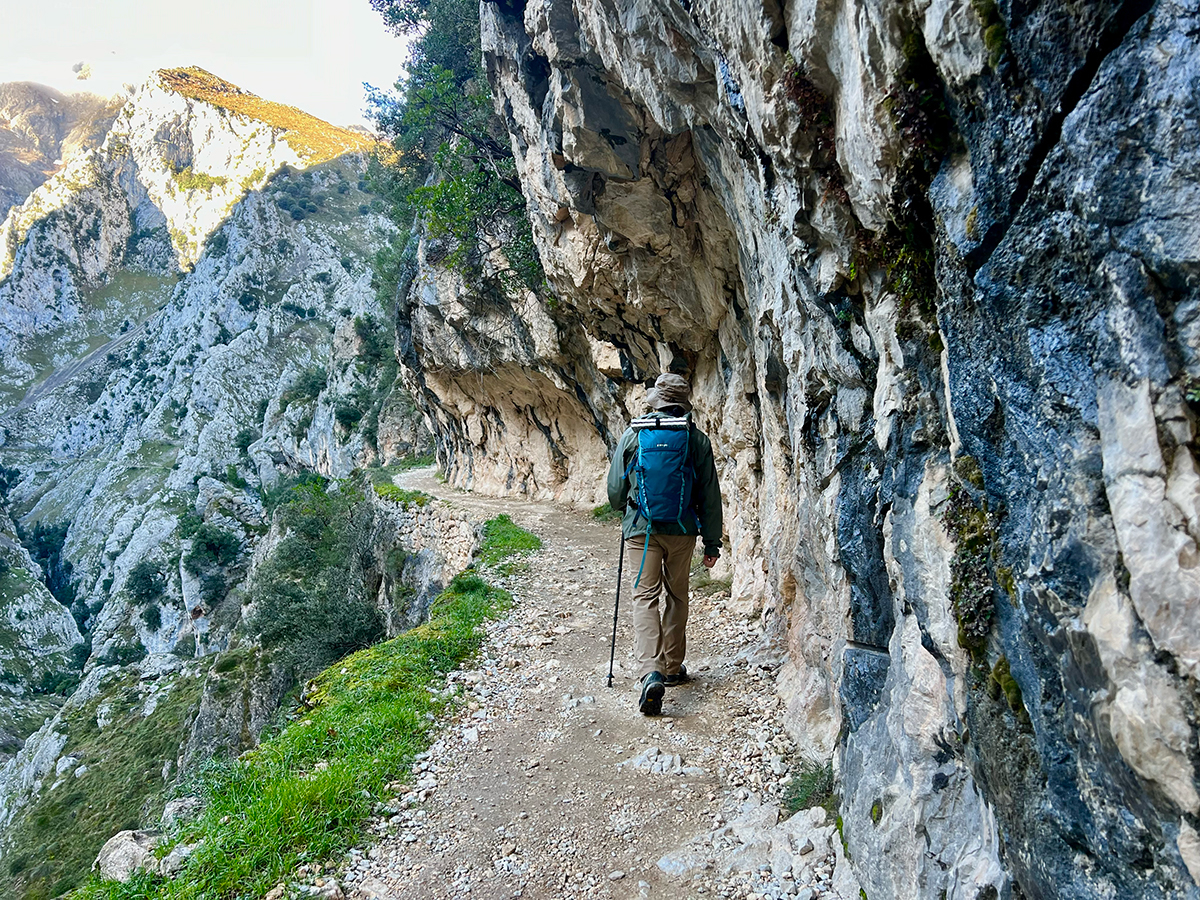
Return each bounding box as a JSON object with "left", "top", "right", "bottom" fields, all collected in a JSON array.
[
  {"left": 0, "top": 508, "right": 81, "bottom": 762},
  {"left": 0, "top": 83, "right": 119, "bottom": 222},
  {"left": 391, "top": 0, "right": 1200, "bottom": 897}
]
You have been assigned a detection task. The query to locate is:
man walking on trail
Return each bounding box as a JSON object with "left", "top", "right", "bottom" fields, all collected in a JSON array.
[{"left": 607, "top": 373, "right": 723, "bottom": 716}]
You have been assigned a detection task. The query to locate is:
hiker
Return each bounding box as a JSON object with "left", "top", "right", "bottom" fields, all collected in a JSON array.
[{"left": 606, "top": 373, "right": 723, "bottom": 716}]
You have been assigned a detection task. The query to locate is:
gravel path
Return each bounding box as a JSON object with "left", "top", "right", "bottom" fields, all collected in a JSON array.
[{"left": 290, "top": 470, "right": 860, "bottom": 900}]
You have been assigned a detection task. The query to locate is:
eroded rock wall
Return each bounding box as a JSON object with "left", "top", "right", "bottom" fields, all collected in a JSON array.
[{"left": 393, "top": 0, "right": 1200, "bottom": 897}]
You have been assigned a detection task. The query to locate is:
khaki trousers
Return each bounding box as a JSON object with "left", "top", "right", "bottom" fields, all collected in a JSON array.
[{"left": 626, "top": 533, "right": 695, "bottom": 680}]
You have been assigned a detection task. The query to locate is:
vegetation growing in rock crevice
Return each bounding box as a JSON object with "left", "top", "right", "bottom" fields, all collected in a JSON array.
[
  {"left": 987, "top": 655, "right": 1032, "bottom": 731},
  {"left": 336, "top": 313, "right": 409, "bottom": 451},
  {"left": 861, "top": 29, "right": 957, "bottom": 333},
  {"left": 783, "top": 757, "right": 838, "bottom": 818},
  {"left": 781, "top": 56, "right": 850, "bottom": 206},
  {"left": 168, "top": 163, "right": 228, "bottom": 194},
  {"left": 970, "top": 0, "right": 1008, "bottom": 69},
  {"left": 943, "top": 482, "right": 998, "bottom": 662},
  {"left": 279, "top": 367, "right": 327, "bottom": 409}
]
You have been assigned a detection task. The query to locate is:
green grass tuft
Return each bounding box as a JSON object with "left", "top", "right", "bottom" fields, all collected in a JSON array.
[
  {"left": 373, "top": 483, "right": 431, "bottom": 507},
  {"left": 591, "top": 502, "right": 622, "bottom": 523},
  {"left": 478, "top": 515, "right": 541, "bottom": 567},
  {"left": 783, "top": 758, "right": 837, "bottom": 817}
]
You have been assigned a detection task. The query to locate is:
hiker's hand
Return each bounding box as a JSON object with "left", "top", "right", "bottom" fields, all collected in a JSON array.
[{"left": 703, "top": 555, "right": 717, "bottom": 569}]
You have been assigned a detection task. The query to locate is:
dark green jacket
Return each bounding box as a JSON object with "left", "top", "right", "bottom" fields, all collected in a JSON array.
[{"left": 606, "top": 412, "right": 723, "bottom": 557}]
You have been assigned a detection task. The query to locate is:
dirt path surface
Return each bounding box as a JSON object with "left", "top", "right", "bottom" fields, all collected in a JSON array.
[{"left": 324, "top": 470, "right": 859, "bottom": 900}]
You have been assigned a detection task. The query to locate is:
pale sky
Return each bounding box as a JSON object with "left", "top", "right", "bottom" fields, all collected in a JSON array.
[{"left": 0, "top": 0, "right": 410, "bottom": 128}]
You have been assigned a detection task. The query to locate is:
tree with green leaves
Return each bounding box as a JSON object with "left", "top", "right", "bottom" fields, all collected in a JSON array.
[
  {"left": 0, "top": 465, "right": 19, "bottom": 504},
  {"left": 366, "top": 0, "right": 543, "bottom": 295}
]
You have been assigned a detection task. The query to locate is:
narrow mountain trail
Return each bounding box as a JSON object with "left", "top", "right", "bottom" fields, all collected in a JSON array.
[{"left": 338, "top": 470, "right": 858, "bottom": 900}]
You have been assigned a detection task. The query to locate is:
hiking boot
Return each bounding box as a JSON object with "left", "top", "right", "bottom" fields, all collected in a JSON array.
[
  {"left": 639, "top": 671, "right": 665, "bottom": 716},
  {"left": 664, "top": 664, "right": 690, "bottom": 686}
]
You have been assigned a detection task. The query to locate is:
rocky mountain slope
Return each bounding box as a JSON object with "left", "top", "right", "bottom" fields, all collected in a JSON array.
[
  {"left": 384, "top": 0, "right": 1200, "bottom": 898},
  {"left": 0, "top": 68, "right": 437, "bottom": 897},
  {"left": 0, "top": 82, "right": 120, "bottom": 222}
]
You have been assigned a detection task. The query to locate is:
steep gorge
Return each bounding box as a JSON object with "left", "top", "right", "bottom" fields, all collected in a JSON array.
[
  {"left": 0, "top": 1, "right": 1195, "bottom": 897},
  {"left": 391, "top": 0, "right": 1200, "bottom": 897},
  {"left": 0, "top": 69, "right": 446, "bottom": 895}
]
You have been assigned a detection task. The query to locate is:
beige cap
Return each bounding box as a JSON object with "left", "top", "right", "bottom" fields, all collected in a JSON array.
[{"left": 645, "top": 373, "right": 692, "bottom": 412}]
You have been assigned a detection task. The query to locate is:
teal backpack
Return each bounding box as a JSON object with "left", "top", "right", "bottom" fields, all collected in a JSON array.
[{"left": 626, "top": 414, "right": 699, "bottom": 585}]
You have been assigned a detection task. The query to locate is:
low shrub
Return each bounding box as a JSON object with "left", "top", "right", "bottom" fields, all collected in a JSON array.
[
  {"left": 334, "top": 403, "right": 364, "bottom": 430},
  {"left": 280, "top": 367, "right": 327, "bottom": 408},
  {"left": 125, "top": 560, "right": 165, "bottom": 605},
  {"left": 183, "top": 525, "right": 240, "bottom": 575},
  {"left": 141, "top": 604, "right": 162, "bottom": 631},
  {"left": 373, "top": 483, "right": 430, "bottom": 507},
  {"left": 783, "top": 758, "right": 837, "bottom": 816},
  {"left": 234, "top": 427, "right": 259, "bottom": 454}
]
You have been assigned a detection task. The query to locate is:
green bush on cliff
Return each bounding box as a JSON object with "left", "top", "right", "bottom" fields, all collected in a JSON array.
[
  {"left": 248, "top": 479, "right": 384, "bottom": 680},
  {"left": 124, "top": 560, "right": 165, "bottom": 605},
  {"left": 183, "top": 525, "right": 240, "bottom": 575},
  {"left": 280, "top": 367, "right": 327, "bottom": 408}
]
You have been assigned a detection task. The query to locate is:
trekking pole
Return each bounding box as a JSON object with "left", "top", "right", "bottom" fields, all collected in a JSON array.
[{"left": 606, "top": 535, "right": 626, "bottom": 688}]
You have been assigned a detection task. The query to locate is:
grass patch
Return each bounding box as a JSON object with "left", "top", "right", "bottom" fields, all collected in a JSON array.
[
  {"left": 373, "top": 483, "right": 431, "bottom": 507},
  {"left": 158, "top": 68, "right": 373, "bottom": 165},
  {"left": 783, "top": 758, "right": 837, "bottom": 817},
  {"left": 591, "top": 502, "right": 622, "bottom": 523},
  {"left": 69, "top": 573, "right": 510, "bottom": 900},
  {"left": 478, "top": 515, "right": 541, "bottom": 567}
]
